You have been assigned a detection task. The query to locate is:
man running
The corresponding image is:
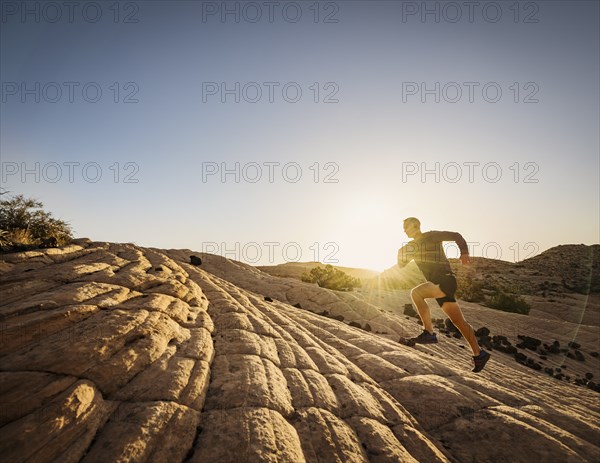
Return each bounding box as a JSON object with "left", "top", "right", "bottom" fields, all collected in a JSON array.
[{"left": 397, "top": 217, "right": 490, "bottom": 372}]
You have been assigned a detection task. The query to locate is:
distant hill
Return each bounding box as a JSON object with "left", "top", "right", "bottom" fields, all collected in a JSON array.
[
  {"left": 519, "top": 244, "right": 600, "bottom": 293},
  {"left": 259, "top": 244, "right": 600, "bottom": 296},
  {"left": 257, "top": 262, "right": 380, "bottom": 282}
]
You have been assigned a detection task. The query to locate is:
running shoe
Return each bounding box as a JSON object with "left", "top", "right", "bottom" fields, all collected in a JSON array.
[
  {"left": 410, "top": 330, "right": 439, "bottom": 344},
  {"left": 472, "top": 350, "right": 491, "bottom": 373}
]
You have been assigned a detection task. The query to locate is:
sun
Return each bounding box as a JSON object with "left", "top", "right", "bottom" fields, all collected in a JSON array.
[{"left": 333, "top": 196, "right": 405, "bottom": 272}]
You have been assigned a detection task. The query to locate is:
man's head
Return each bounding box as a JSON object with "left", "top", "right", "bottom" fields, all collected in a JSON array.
[{"left": 403, "top": 217, "right": 421, "bottom": 238}]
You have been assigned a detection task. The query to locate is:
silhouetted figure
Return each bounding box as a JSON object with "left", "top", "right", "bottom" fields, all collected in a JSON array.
[{"left": 397, "top": 217, "right": 490, "bottom": 372}]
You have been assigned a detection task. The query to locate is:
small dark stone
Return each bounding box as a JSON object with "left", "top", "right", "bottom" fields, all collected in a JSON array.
[
  {"left": 504, "top": 346, "right": 518, "bottom": 355},
  {"left": 590, "top": 352, "right": 599, "bottom": 358},
  {"left": 363, "top": 323, "right": 372, "bottom": 332},
  {"left": 515, "top": 352, "right": 527, "bottom": 364},
  {"left": 516, "top": 335, "right": 542, "bottom": 351},
  {"left": 568, "top": 341, "right": 581, "bottom": 349},
  {"left": 189, "top": 255, "right": 202, "bottom": 266},
  {"left": 585, "top": 372, "right": 594, "bottom": 380},
  {"left": 587, "top": 382, "right": 600, "bottom": 393},
  {"left": 445, "top": 319, "right": 459, "bottom": 332},
  {"left": 475, "top": 327, "right": 490, "bottom": 337},
  {"left": 480, "top": 339, "right": 493, "bottom": 350},
  {"left": 349, "top": 321, "right": 362, "bottom": 329},
  {"left": 264, "top": 296, "right": 273, "bottom": 302},
  {"left": 493, "top": 335, "right": 508, "bottom": 344},
  {"left": 293, "top": 303, "right": 302, "bottom": 309},
  {"left": 403, "top": 304, "right": 418, "bottom": 318},
  {"left": 574, "top": 351, "right": 585, "bottom": 362},
  {"left": 548, "top": 344, "right": 560, "bottom": 354}
]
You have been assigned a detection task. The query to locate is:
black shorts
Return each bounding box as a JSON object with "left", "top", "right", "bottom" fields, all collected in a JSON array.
[{"left": 430, "top": 273, "right": 457, "bottom": 307}]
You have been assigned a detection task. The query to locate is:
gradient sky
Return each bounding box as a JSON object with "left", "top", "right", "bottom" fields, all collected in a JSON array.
[{"left": 1, "top": 0, "right": 599, "bottom": 271}]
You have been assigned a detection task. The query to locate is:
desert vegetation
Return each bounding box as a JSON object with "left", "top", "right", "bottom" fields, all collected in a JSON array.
[
  {"left": 0, "top": 192, "right": 72, "bottom": 251},
  {"left": 301, "top": 264, "right": 362, "bottom": 291}
]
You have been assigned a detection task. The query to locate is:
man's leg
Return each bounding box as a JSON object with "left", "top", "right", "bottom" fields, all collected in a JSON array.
[
  {"left": 410, "top": 282, "right": 443, "bottom": 334},
  {"left": 440, "top": 302, "right": 481, "bottom": 356}
]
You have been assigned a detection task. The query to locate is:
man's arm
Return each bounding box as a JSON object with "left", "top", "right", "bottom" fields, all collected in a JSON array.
[{"left": 430, "top": 231, "right": 470, "bottom": 263}]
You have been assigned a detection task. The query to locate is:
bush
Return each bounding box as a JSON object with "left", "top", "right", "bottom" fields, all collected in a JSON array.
[
  {"left": 486, "top": 291, "right": 531, "bottom": 315},
  {"left": 0, "top": 193, "right": 73, "bottom": 251},
  {"left": 301, "top": 264, "right": 361, "bottom": 291},
  {"left": 455, "top": 276, "right": 486, "bottom": 302}
]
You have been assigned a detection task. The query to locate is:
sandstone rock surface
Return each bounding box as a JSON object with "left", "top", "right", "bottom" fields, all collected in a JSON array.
[{"left": 1, "top": 242, "right": 598, "bottom": 462}]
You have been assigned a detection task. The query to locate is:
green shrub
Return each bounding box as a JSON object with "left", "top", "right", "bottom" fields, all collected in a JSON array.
[
  {"left": 0, "top": 193, "right": 73, "bottom": 251},
  {"left": 455, "top": 276, "right": 486, "bottom": 302},
  {"left": 486, "top": 291, "right": 531, "bottom": 315},
  {"left": 301, "top": 264, "right": 361, "bottom": 291}
]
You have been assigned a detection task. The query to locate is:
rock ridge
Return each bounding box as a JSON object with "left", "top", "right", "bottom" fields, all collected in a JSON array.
[{"left": 0, "top": 242, "right": 598, "bottom": 462}]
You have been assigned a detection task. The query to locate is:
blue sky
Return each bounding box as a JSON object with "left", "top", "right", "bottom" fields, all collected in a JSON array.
[{"left": 1, "top": 0, "right": 599, "bottom": 270}]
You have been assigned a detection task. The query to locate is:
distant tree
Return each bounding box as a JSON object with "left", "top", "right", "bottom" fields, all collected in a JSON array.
[
  {"left": 0, "top": 193, "right": 73, "bottom": 251},
  {"left": 301, "top": 264, "right": 361, "bottom": 291}
]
